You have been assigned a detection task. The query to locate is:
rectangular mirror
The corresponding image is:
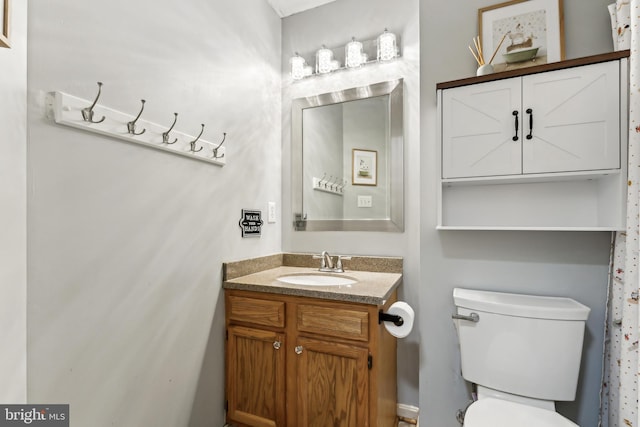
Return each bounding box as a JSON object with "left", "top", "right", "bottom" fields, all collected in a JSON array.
[{"left": 292, "top": 79, "right": 404, "bottom": 232}]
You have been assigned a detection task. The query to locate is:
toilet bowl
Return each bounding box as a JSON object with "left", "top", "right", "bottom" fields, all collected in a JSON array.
[{"left": 452, "top": 288, "right": 590, "bottom": 427}]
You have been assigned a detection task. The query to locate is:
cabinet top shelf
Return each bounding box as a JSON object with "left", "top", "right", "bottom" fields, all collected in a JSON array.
[{"left": 436, "top": 50, "right": 629, "bottom": 90}]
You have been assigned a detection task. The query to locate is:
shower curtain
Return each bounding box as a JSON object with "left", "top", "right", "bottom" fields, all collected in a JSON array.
[{"left": 602, "top": 1, "right": 640, "bottom": 426}]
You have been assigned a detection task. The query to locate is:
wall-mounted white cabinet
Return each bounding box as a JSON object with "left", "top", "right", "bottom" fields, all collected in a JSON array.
[{"left": 436, "top": 52, "right": 629, "bottom": 231}]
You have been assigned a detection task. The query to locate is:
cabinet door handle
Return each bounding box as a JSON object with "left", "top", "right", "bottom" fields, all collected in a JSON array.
[
  {"left": 273, "top": 341, "right": 281, "bottom": 350},
  {"left": 294, "top": 345, "right": 303, "bottom": 355},
  {"left": 526, "top": 108, "right": 533, "bottom": 140},
  {"left": 512, "top": 110, "right": 519, "bottom": 141}
]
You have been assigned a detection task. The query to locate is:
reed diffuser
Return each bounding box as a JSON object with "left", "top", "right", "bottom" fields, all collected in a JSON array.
[{"left": 469, "top": 33, "right": 507, "bottom": 76}]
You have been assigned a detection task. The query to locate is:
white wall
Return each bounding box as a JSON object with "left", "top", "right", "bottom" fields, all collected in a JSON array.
[
  {"left": 0, "top": 0, "right": 27, "bottom": 404},
  {"left": 281, "top": 0, "right": 421, "bottom": 406},
  {"left": 26, "top": 1, "right": 281, "bottom": 426},
  {"left": 420, "top": 0, "right": 617, "bottom": 426}
]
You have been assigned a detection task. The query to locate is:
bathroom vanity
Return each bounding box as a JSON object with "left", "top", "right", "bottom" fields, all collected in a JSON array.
[{"left": 223, "top": 254, "right": 403, "bottom": 427}]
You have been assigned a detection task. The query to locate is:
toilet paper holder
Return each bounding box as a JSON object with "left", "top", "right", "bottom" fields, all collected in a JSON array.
[{"left": 379, "top": 310, "right": 404, "bottom": 326}]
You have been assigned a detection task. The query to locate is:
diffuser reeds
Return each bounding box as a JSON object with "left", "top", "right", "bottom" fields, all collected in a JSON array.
[{"left": 469, "top": 33, "right": 508, "bottom": 67}]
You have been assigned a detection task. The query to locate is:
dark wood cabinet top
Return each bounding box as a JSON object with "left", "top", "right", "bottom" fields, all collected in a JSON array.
[{"left": 436, "top": 50, "right": 630, "bottom": 90}]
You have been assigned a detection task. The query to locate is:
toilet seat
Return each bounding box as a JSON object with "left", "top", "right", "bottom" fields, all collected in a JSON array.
[{"left": 463, "top": 398, "right": 578, "bottom": 427}]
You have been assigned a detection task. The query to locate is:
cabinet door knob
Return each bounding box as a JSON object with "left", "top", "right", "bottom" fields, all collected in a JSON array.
[
  {"left": 273, "top": 341, "right": 281, "bottom": 350},
  {"left": 512, "top": 110, "right": 519, "bottom": 141},
  {"left": 294, "top": 345, "right": 304, "bottom": 355},
  {"left": 526, "top": 108, "right": 533, "bottom": 140}
]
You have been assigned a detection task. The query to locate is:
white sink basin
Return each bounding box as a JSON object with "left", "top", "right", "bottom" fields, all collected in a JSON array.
[{"left": 277, "top": 274, "right": 357, "bottom": 287}]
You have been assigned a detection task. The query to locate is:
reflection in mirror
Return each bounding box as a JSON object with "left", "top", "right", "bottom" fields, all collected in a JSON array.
[{"left": 292, "top": 79, "right": 403, "bottom": 232}]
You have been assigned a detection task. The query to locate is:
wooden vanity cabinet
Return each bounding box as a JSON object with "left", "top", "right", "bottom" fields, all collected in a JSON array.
[{"left": 225, "top": 289, "right": 398, "bottom": 427}]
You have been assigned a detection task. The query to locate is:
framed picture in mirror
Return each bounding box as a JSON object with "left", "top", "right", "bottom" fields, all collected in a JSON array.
[{"left": 352, "top": 149, "right": 377, "bottom": 186}]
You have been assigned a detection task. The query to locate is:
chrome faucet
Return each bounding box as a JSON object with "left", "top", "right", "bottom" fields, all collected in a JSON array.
[
  {"left": 314, "top": 251, "right": 351, "bottom": 273},
  {"left": 321, "top": 251, "right": 334, "bottom": 270}
]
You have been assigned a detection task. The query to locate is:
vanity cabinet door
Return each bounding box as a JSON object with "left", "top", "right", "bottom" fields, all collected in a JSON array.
[
  {"left": 442, "top": 77, "right": 522, "bottom": 179},
  {"left": 521, "top": 60, "right": 620, "bottom": 174},
  {"left": 226, "top": 325, "right": 286, "bottom": 427},
  {"left": 295, "top": 336, "right": 369, "bottom": 427}
]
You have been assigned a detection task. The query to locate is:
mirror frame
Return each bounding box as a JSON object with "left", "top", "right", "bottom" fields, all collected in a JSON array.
[{"left": 292, "top": 79, "right": 404, "bottom": 232}]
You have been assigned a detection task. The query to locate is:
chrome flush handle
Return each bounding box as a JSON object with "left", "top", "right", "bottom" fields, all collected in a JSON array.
[{"left": 452, "top": 312, "right": 480, "bottom": 322}]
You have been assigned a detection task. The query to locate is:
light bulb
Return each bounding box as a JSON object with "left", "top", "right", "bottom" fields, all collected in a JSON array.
[
  {"left": 345, "top": 37, "right": 364, "bottom": 68},
  {"left": 377, "top": 28, "right": 398, "bottom": 61},
  {"left": 316, "top": 45, "right": 334, "bottom": 74},
  {"left": 290, "top": 53, "right": 306, "bottom": 80}
]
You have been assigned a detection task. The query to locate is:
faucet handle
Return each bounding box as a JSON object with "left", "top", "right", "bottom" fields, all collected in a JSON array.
[{"left": 334, "top": 256, "right": 352, "bottom": 273}]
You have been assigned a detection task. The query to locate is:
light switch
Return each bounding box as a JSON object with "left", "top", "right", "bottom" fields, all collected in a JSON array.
[
  {"left": 267, "top": 202, "right": 277, "bottom": 223},
  {"left": 357, "top": 195, "right": 373, "bottom": 208}
]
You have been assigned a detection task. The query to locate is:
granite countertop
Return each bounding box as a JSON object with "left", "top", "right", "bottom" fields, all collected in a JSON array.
[{"left": 223, "top": 253, "right": 403, "bottom": 305}]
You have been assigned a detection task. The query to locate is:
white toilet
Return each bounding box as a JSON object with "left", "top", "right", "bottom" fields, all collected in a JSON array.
[{"left": 452, "top": 288, "right": 591, "bottom": 427}]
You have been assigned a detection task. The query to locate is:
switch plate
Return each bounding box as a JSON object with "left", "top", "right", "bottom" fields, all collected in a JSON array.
[
  {"left": 267, "top": 202, "right": 277, "bottom": 223},
  {"left": 357, "top": 195, "right": 373, "bottom": 208}
]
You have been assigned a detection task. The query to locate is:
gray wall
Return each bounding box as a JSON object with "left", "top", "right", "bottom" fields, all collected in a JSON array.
[
  {"left": 420, "top": 0, "right": 617, "bottom": 426},
  {"left": 342, "top": 97, "right": 389, "bottom": 220},
  {"left": 0, "top": 0, "right": 27, "bottom": 404},
  {"left": 282, "top": 0, "right": 421, "bottom": 407},
  {"left": 27, "top": 1, "right": 281, "bottom": 426},
  {"left": 303, "top": 103, "right": 344, "bottom": 219}
]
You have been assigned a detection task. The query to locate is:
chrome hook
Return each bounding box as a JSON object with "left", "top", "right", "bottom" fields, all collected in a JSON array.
[
  {"left": 319, "top": 173, "right": 327, "bottom": 187},
  {"left": 162, "top": 112, "right": 178, "bottom": 144},
  {"left": 81, "top": 82, "right": 106, "bottom": 124},
  {"left": 189, "top": 124, "right": 204, "bottom": 153},
  {"left": 127, "top": 99, "right": 146, "bottom": 136},
  {"left": 324, "top": 176, "right": 333, "bottom": 189},
  {"left": 212, "top": 132, "right": 226, "bottom": 159},
  {"left": 330, "top": 176, "right": 340, "bottom": 190}
]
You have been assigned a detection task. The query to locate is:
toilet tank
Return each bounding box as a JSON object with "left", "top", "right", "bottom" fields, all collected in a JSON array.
[{"left": 453, "top": 288, "right": 590, "bottom": 401}]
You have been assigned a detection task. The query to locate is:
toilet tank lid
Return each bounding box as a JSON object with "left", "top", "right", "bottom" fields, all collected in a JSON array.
[{"left": 453, "top": 288, "right": 590, "bottom": 321}]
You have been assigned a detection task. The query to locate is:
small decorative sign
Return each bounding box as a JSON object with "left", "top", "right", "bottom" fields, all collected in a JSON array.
[{"left": 239, "top": 209, "right": 263, "bottom": 238}]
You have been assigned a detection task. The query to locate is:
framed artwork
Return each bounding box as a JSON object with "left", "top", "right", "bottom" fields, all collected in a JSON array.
[
  {"left": 478, "top": 0, "right": 564, "bottom": 72},
  {"left": 0, "top": 0, "right": 9, "bottom": 48},
  {"left": 352, "top": 149, "right": 377, "bottom": 186}
]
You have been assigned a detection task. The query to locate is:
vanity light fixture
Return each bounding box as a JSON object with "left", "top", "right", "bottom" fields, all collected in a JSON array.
[
  {"left": 377, "top": 28, "right": 398, "bottom": 61},
  {"left": 345, "top": 37, "right": 366, "bottom": 68},
  {"left": 315, "top": 45, "right": 336, "bottom": 74},
  {"left": 291, "top": 30, "right": 399, "bottom": 81}
]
